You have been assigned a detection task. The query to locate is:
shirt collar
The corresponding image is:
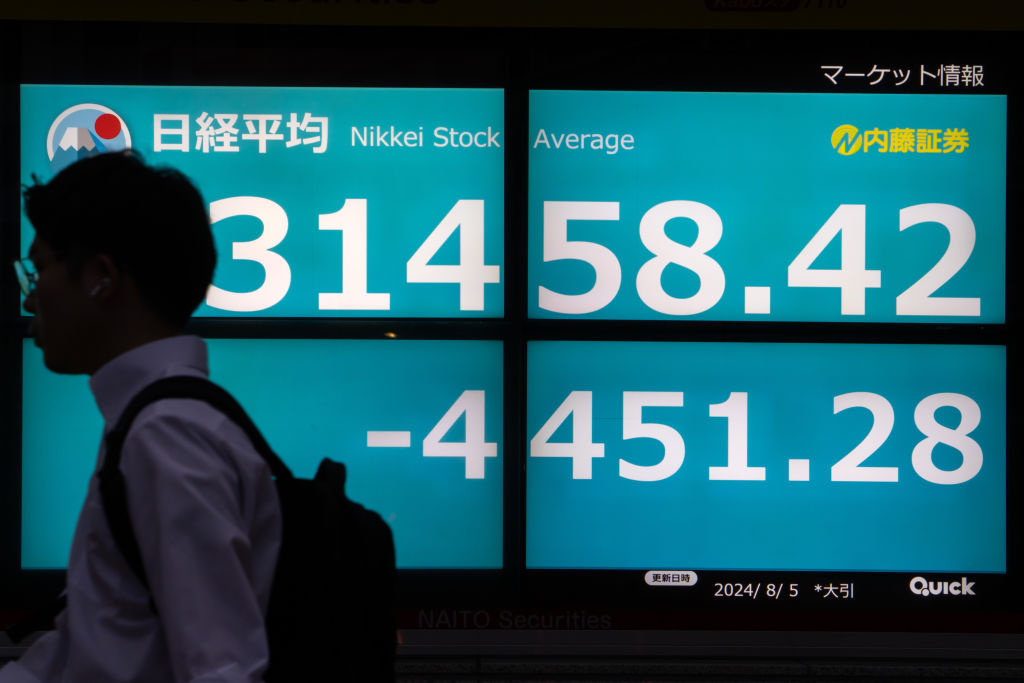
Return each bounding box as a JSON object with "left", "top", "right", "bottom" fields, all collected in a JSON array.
[{"left": 89, "top": 335, "right": 209, "bottom": 426}]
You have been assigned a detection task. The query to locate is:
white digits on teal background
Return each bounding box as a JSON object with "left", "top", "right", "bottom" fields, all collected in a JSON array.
[
  {"left": 407, "top": 199, "right": 499, "bottom": 311},
  {"left": 319, "top": 197, "right": 391, "bottom": 309},
  {"left": 539, "top": 200, "right": 725, "bottom": 315},
  {"left": 708, "top": 392, "right": 764, "bottom": 481},
  {"left": 831, "top": 392, "right": 982, "bottom": 484},
  {"left": 831, "top": 392, "right": 899, "bottom": 482},
  {"left": 619, "top": 391, "right": 685, "bottom": 481},
  {"left": 789, "top": 203, "right": 978, "bottom": 317},
  {"left": 539, "top": 202, "right": 621, "bottom": 314},
  {"left": 206, "top": 196, "right": 292, "bottom": 312},
  {"left": 636, "top": 201, "right": 725, "bottom": 315},
  {"left": 530, "top": 390, "right": 984, "bottom": 485},
  {"left": 912, "top": 393, "right": 982, "bottom": 485},
  {"left": 896, "top": 204, "right": 980, "bottom": 317},
  {"left": 206, "top": 197, "right": 498, "bottom": 313},
  {"left": 539, "top": 201, "right": 980, "bottom": 318},
  {"left": 422, "top": 390, "right": 497, "bottom": 479},
  {"left": 530, "top": 390, "right": 605, "bottom": 479},
  {"left": 319, "top": 199, "right": 392, "bottom": 310},
  {"left": 788, "top": 204, "right": 880, "bottom": 316}
]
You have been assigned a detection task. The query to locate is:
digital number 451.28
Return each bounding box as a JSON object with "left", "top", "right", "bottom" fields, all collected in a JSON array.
[{"left": 531, "top": 390, "right": 982, "bottom": 485}]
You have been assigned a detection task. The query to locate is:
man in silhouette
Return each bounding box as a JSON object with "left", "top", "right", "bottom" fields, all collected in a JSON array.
[{"left": 2, "top": 151, "right": 281, "bottom": 683}]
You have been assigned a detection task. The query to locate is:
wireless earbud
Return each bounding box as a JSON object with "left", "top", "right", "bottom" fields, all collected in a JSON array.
[{"left": 89, "top": 278, "right": 112, "bottom": 298}]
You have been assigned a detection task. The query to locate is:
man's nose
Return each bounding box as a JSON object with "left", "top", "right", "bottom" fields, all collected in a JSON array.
[{"left": 23, "top": 290, "right": 37, "bottom": 314}]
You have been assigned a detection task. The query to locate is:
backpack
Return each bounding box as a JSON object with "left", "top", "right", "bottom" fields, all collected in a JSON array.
[{"left": 99, "top": 375, "right": 396, "bottom": 681}]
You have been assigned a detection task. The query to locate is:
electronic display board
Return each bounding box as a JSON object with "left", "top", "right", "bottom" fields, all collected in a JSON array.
[
  {"left": 2, "top": 21, "right": 1018, "bottom": 644},
  {"left": 22, "top": 339, "right": 503, "bottom": 570},
  {"left": 521, "top": 86, "right": 1013, "bottom": 617},
  {"left": 14, "top": 84, "right": 507, "bottom": 578},
  {"left": 20, "top": 85, "right": 505, "bottom": 318},
  {"left": 527, "top": 341, "right": 1005, "bottom": 573},
  {"left": 529, "top": 91, "right": 1005, "bottom": 323}
]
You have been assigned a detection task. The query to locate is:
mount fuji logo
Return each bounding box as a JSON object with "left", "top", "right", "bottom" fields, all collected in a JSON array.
[{"left": 46, "top": 103, "right": 132, "bottom": 174}]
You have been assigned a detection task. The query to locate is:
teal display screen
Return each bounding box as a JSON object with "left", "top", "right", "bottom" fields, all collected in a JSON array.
[
  {"left": 527, "top": 341, "right": 1005, "bottom": 572},
  {"left": 14, "top": 83, "right": 1011, "bottom": 593},
  {"left": 22, "top": 339, "right": 503, "bottom": 569},
  {"left": 529, "top": 91, "right": 1006, "bottom": 323},
  {"left": 20, "top": 85, "right": 505, "bottom": 318}
]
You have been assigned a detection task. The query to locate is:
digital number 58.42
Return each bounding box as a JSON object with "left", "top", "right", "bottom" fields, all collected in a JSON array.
[{"left": 539, "top": 201, "right": 979, "bottom": 317}]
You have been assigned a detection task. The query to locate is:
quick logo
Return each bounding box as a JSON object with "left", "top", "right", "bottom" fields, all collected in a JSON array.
[{"left": 909, "top": 576, "right": 976, "bottom": 597}]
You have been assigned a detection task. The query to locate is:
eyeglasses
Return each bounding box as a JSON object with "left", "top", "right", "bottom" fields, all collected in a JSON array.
[{"left": 13, "top": 258, "right": 38, "bottom": 296}]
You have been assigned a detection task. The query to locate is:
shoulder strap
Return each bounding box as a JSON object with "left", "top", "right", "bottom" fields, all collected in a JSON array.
[
  {"left": 98, "top": 375, "right": 293, "bottom": 601},
  {"left": 102, "top": 376, "right": 292, "bottom": 480}
]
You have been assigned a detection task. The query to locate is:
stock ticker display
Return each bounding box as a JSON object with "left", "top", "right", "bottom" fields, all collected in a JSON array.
[
  {"left": 524, "top": 90, "right": 1007, "bottom": 578},
  {"left": 21, "top": 85, "right": 505, "bottom": 318},
  {"left": 19, "top": 85, "right": 506, "bottom": 570},
  {"left": 16, "top": 83, "right": 1009, "bottom": 607},
  {"left": 528, "top": 91, "right": 1005, "bottom": 323}
]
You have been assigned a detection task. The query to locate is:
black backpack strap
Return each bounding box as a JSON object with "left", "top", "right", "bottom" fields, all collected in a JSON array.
[{"left": 98, "top": 376, "right": 293, "bottom": 604}]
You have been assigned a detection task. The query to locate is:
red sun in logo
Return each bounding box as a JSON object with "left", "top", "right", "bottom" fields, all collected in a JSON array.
[{"left": 94, "top": 113, "right": 122, "bottom": 140}]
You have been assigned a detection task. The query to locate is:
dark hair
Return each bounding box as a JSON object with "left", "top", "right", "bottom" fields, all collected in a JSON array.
[{"left": 22, "top": 151, "right": 215, "bottom": 329}]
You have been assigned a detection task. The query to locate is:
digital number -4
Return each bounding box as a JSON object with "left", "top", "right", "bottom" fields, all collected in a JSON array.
[{"left": 423, "top": 390, "right": 498, "bottom": 479}]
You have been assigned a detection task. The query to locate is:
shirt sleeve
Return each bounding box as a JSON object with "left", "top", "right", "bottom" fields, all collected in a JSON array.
[
  {"left": 119, "top": 406, "right": 273, "bottom": 683},
  {"left": 0, "top": 661, "right": 45, "bottom": 683}
]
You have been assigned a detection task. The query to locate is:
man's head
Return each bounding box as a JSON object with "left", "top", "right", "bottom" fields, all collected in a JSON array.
[{"left": 22, "top": 151, "right": 215, "bottom": 373}]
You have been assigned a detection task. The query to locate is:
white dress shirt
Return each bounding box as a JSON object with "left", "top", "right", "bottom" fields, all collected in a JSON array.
[{"left": 1, "top": 336, "right": 282, "bottom": 683}]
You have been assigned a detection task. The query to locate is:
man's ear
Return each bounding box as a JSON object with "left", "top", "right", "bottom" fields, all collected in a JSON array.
[{"left": 83, "top": 254, "right": 121, "bottom": 301}]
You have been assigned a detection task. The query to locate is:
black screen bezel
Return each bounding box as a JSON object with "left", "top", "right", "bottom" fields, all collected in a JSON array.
[{"left": 0, "top": 20, "right": 1017, "bottom": 635}]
